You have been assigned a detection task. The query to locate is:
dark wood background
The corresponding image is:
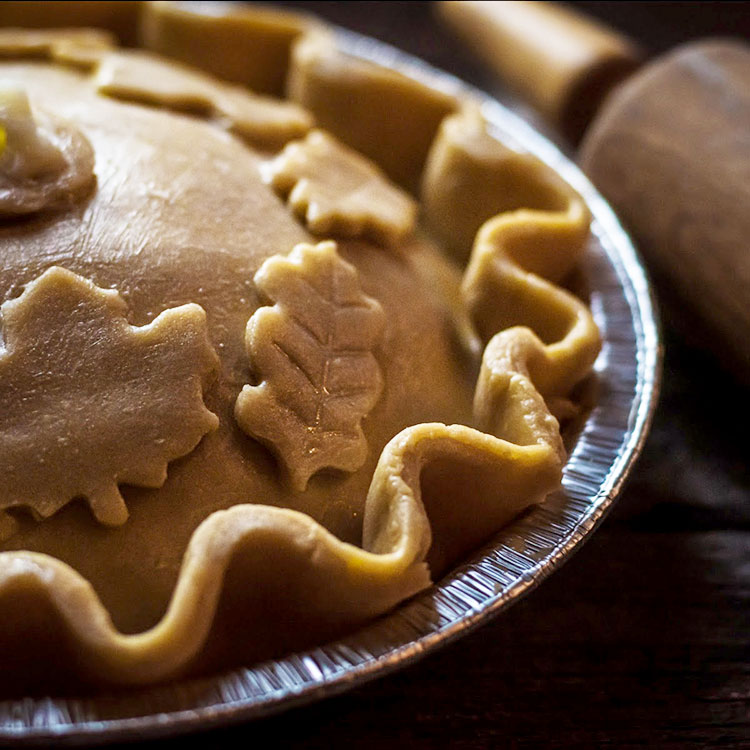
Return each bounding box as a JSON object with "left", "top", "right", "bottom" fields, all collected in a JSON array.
[{"left": 111, "top": 3, "right": 750, "bottom": 748}]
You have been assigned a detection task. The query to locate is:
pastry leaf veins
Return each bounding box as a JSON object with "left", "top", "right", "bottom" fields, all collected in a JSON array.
[{"left": 235, "top": 241, "right": 385, "bottom": 491}]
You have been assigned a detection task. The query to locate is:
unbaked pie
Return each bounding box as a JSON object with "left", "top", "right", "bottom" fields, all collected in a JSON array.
[{"left": 0, "top": 1, "right": 600, "bottom": 693}]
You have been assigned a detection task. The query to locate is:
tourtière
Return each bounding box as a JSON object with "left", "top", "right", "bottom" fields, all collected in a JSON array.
[{"left": 0, "top": 1, "right": 601, "bottom": 693}]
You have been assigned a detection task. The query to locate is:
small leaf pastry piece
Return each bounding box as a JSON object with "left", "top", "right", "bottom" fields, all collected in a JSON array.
[
  {"left": 0, "top": 28, "right": 115, "bottom": 70},
  {"left": 288, "top": 31, "right": 458, "bottom": 192},
  {"left": 0, "top": 267, "right": 219, "bottom": 531},
  {"left": 235, "top": 241, "right": 385, "bottom": 492},
  {"left": 0, "top": 85, "right": 95, "bottom": 216},
  {"left": 262, "top": 130, "right": 418, "bottom": 247},
  {"left": 213, "top": 86, "right": 313, "bottom": 152},
  {"left": 94, "top": 50, "right": 216, "bottom": 113},
  {"left": 422, "top": 106, "right": 590, "bottom": 273},
  {"left": 141, "top": 0, "right": 319, "bottom": 96},
  {"left": 94, "top": 50, "right": 312, "bottom": 149}
]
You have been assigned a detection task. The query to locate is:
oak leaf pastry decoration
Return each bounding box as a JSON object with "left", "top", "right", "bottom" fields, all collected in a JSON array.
[
  {"left": 235, "top": 241, "right": 385, "bottom": 491},
  {"left": 262, "top": 129, "right": 418, "bottom": 247},
  {"left": 0, "top": 267, "right": 219, "bottom": 534},
  {"left": 94, "top": 50, "right": 312, "bottom": 150}
]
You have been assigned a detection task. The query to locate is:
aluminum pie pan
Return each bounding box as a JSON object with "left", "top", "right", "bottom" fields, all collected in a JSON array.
[{"left": 0, "top": 28, "right": 661, "bottom": 746}]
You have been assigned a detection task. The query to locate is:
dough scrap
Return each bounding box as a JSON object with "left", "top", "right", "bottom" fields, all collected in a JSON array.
[{"left": 0, "top": 86, "right": 95, "bottom": 216}]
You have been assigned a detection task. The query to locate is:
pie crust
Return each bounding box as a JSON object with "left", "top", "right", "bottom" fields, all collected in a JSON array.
[{"left": 0, "top": 2, "right": 600, "bottom": 692}]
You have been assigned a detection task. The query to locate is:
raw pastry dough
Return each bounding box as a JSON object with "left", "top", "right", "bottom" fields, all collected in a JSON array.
[{"left": 0, "top": 5, "right": 601, "bottom": 693}]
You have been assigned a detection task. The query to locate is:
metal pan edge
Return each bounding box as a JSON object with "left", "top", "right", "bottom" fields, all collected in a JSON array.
[{"left": 0, "top": 27, "right": 662, "bottom": 746}]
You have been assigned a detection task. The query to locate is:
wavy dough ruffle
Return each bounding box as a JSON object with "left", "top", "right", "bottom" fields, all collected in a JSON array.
[
  {"left": 0, "top": 417, "right": 562, "bottom": 686},
  {"left": 426, "top": 109, "right": 602, "bottom": 399},
  {"left": 0, "top": 9, "right": 601, "bottom": 690}
]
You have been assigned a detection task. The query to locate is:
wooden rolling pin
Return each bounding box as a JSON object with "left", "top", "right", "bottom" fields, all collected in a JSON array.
[{"left": 440, "top": 1, "right": 750, "bottom": 381}]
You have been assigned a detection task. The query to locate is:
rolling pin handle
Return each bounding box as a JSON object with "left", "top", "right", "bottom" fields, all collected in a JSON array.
[{"left": 438, "top": 1, "right": 642, "bottom": 143}]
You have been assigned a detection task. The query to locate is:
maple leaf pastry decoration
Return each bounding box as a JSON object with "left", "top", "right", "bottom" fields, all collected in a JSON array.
[
  {"left": 0, "top": 267, "right": 219, "bottom": 536},
  {"left": 235, "top": 241, "right": 386, "bottom": 491}
]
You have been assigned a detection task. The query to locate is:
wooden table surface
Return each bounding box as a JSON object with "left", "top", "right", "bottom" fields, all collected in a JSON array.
[{"left": 106, "top": 3, "right": 750, "bottom": 748}]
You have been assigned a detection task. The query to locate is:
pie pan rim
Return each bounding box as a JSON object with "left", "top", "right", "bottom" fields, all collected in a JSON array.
[{"left": 0, "top": 26, "right": 661, "bottom": 745}]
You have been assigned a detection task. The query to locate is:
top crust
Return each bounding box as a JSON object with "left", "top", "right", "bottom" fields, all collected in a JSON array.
[{"left": 0, "top": 7, "right": 599, "bottom": 693}]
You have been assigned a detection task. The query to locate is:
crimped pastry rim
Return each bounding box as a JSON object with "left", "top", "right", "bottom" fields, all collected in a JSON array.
[{"left": 0, "top": 25, "right": 661, "bottom": 744}]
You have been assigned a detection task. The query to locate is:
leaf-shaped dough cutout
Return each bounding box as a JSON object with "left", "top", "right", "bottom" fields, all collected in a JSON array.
[
  {"left": 235, "top": 241, "right": 385, "bottom": 491},
  {"left": 94, "top": 51, "right": 312, "bottom": 150},
  {"left": 0, "top": 28, "right": 115, "bottom": 70},
  {"left": 0, "top": 267, "right": 219, "bottom": 531},
  {"left": 94, "top": 50, "right": 217, "bottom": 113},
  {"left": 214, "top": 86, "right": 314, "bottom": 152},
  {"left": 262, "top": 129, "right": 417, "bottom": 247}
]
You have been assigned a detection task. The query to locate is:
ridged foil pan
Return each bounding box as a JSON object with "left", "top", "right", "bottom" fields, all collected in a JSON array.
[{"left": 0, "top": 29, "right": 661, "bottom": 745}]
